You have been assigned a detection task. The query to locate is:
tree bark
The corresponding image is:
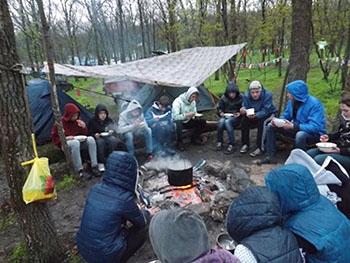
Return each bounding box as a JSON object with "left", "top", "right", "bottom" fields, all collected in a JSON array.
[{"left": 0, "top": 0, "right": 65, "bottom": 262}]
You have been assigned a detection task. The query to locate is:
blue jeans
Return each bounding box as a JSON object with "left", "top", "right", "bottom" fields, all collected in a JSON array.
[
  {"left": 217, "top": 117, "right": 237, "bottom": 145},
  {"left": 67, "top": 136, "right": 98, "bottom": 172},
  {"left": 123, "top": 127, "right": 153, "bottom": 155},
  {"left": 265, "top": 123, "right": 319, "bottom": 156},
  {"left": 96, "top": 136, "right": 118, "bottom": 163},
  {"left": 307, "top": 148, "right": 350, "bottom": 173}
]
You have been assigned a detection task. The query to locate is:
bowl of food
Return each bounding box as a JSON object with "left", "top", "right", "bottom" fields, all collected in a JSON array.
[
  {"left": 246, "top": 108, "right": 255, "bottom": 115},
  {"left": 316, "top": 142, "right": 337, "bottom": 153},
  {"left": 74, "top": 135, "right": 87, "bottom": 142},
  {"left": 216, "top": 233, "right": 237, "bottom": 251},
  {"left": 224, "top": 113, "right": 234, "bottom": 118},
  {"left": 100, "top": 132, "right": 109, "bottom": 137},
  {"left": 273, "top": 118, "right": 286, "bottom": 127},
  {"left": 195, "top": 113, "right": 203, "bottom": 118}
]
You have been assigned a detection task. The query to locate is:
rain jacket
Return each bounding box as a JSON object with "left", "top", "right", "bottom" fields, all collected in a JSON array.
[
  {"left": 51, "top": 103, "right": 87, "bottom": 149},
  {"left": 280, "top": 80, "right": 326, "bottom": 135},
  {"left": 216, "top": 81, "right": 243, "bottom": 116},
  {"left": 265, "top": 163, "right": 350, "bottom": 263},
  {"left": 226, "top": 186, "right": 302, "bottom": 263},
  {"left": 87, "top": 104, "right": 117, "bottom": 137},
  {"left": 117, "top": 99, "right": 148, "bottom": 134},
  {"left": 77, "top": 151, "right": 150, "bottom": 263},
  {"left": 242, "top": 83, "right": 277, "bottom": 119},
  {"left": 172, "top": 86, "right": 198, "bottom": 123}
]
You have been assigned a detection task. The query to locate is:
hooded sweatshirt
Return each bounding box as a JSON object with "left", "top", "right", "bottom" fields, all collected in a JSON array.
[
  {"left": 77, "top": 151, "right": 150, "bottom": 263},
  {"left": 265, "top": 164, "right": 350, "bottom": 263},
  {"left": 226, "top": 186, "right": 302, "bottom": 263},
  {"left": 242, "top": 82, "right": 277, "bottom": 119},
  {"left": 172, "top": 86, "right": 198, "bottom": 123},
  {"left": 51, "top": 103, "right": 87, "bottom": 149},
  {"left": 280, "top": 80, "right": 326, "bottom": 135},
  {"left": 87, "top": 104, "right": 117, "bottom": 137},
  {"left": 216, "top": 81, "right": 243, "bottom": 116},
  {"left": 117, "top": 99, "right": 148, "bottom": 134}
]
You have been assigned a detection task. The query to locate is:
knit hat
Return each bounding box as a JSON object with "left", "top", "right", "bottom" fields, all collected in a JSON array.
[
  {"left": 149, "top": 208, "right": 210, "bottom": 263},
  {"left": 249, "top": 81, "right": 262, "bottom": 92}
]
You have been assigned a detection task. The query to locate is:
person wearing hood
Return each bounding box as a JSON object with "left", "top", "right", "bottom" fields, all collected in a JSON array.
[
  {"left": 117, "top": 99, "right": 153, "bottom": 162},
  {"left": 216, "top": 81, "right": 243, "bottom": 154},
  {"left": 258, "top": 80, "right": 326, "bottom": 165},
  {"left": 307, "top": 92, "right": 350, "bottom": 173},
  {"left": 239, "top": 80, "right": 277, "bottom": 157},
  {"left": 265, "top": 163, "right": 350, "bottom": 263},
  {"left": 226, "top": 186, "right": 303, "bottom": 263},
  {"left": 51, "top": 103, "right": 101, "bottom": 178},
  {"left": 145, "top": 95, "right": 175, "bottom": 156},
  {"left": 172, "top": 86, "right": 207, "bottom": 151},
  {"left": 77, "top": 151, "right": 159, "bottom": 263},
  {"left": 149, "top": 207, "right": 240, "bottom": 263},
  {"left": 88, "top": 104, "right": 119, "bottom": 170}
]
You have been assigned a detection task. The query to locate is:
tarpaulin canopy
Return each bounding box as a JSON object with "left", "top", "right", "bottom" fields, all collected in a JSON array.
[{"left": 43, "top": 43, "right": 246, "bottom": 87}]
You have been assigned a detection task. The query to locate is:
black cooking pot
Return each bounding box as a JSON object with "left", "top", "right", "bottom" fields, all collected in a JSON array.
[{"left": 167, "top": 166, "right": 193, "bottom": 186}]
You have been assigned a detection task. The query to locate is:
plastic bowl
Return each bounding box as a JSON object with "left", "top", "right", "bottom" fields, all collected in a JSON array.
[
  {"left": 216, "top": 233, "right": 237, "bottom": 251},
  {"left": 195, "top": 113, "right": 203, "bottom": 118},
  {"left": 273, "top": 118, "right": 286, "bottom": 127},
  {"left": 316, "top": 142, "right": 337, "bottom": 153},
  {"left": 74, "top": 135, "right": 87, "bottom": 142},
  {"left": 224, "top": 113, "right": 234, "bottom": 118},
  {"left": 100, "top": 132, "right": 109, "bottom": 137},
  {"left": 246, "top": 108, "right": 255, "bottom": 115}
]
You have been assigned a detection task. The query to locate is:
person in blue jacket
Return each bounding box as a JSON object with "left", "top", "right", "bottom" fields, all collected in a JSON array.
[
  {"left": 239, "top": 80, "right": 277, "bottom": 157},
  {"left": 258, "top": 80, "right": 326, "bottom": 165},
  {"left": 145, "top": 95, "right": 175, "bottom": 156},
  {"left": 226, "top": 186, "right": 303, "bottom": 263},
  {"left": 77, "top": 151, "right": 159, "bottom": 263},
  {"left": 265, "top": 163, "right": 350, "bottom": 263}
]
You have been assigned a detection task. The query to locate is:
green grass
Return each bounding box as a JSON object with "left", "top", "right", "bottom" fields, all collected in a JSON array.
[{"left": 55, "top": 175, "right": 78, "bottom": 192}]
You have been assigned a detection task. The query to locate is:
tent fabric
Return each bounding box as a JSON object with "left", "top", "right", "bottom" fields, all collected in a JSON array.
[
  {"left": 26, "top": 78, "right": 94, "bottom": 144},
  {"left": 43, "top": 43, "right": 247, "bottom": 87},
  {"left": 133, "top": 84, "right": 219, "bottom": 112}
]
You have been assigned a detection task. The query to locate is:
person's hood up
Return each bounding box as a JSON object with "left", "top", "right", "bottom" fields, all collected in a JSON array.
[
  {"left": 149, "top": 208, "right": 210, "bottom": 263},
  {"left": 265, "top": 163, "right": 320, "bottom": 216},
  {"left": 125, "top": 99, "right": 143, "bottom": 114},
  {"left": 94, "top": 104, "right": 109, "bottom": 118},
  {"left": 102, "top": 151, "right": 138, "bottom": 192},
  {"left": 225, "top": 81, "right": 240, "bottom": 96},
  {"left": 286, "top": 80, "right": 309, "bottom": 102},
  {"left": 226, "top": 186, "right": 281, "bottom": 243},
  {"left": 62, "top": 103, "right": 80, "bottom": 121},
  {"left": 185, "top": 86, "right": 199, "bottom": 101}
]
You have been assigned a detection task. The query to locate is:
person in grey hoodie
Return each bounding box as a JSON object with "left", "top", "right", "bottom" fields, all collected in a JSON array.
[
  {"left": 117, "top": 99, "right": 153, "bottom": 162},
  {"left": 172, "top": 86, "right": 206, "bottom": 151},
  {"left": 149, "top": 208, "right": 240, "bottom": 263}
]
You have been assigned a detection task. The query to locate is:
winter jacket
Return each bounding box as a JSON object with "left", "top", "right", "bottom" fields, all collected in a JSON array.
[
  {"left": 242, "top": 84, "right": 277, "bottom": 120},
  {"left": 327, "top": 114, "right": 350, "bottom": 155},
  {"left": 117, "top": 99, "right": 148, "bottom": 134},
  {"left": 265, "top": 163, "right": 350, "bottom": 263},
  {"left": 280, "top": 80, "right": 326, "bottom": 135},
  {"left": 87, "top": 104, "right": 117, "bottom": 137},
  {"left": 226, "top": 186, "right": 302, "bottom": 263},
  {"left": 145, "top": 101, "right": 172, "bottom": 129},
  {"left": 51, "top": 103, "right": 87, "bottom": 149},
  {"left": 216, "top": 81, "right": 243, "bottom": 116},
  {"left": 77, "top": 151, "right": 150, "bottom": 263},
  {"left": 172, "top": 86, "right": 198, "bottom": 123}
]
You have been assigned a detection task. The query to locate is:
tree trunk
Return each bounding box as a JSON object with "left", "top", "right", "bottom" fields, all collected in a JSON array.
[
  {"left": 0, "top": 0, "right": 65, "bottom": 262},
  {"left": 287, "top": 0, "right": 312, "bottom": 83}
]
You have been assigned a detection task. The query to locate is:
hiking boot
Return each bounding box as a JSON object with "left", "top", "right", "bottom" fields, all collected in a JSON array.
[
  {"left": 216, "top": 142, "right": 222, "bottom": 151},
  {"left": 146, "top": 153, "right": 153, "bottom": 163},
  {"left": 224, "top": 144, "right": 236, "bottom": 154},
  {"left": 250, "top": 148, "right": 263, "bottom": 157},
  {"left": 91, "top": 166, "right": 102, "bottom": 177},
  {"left": 78, "top": 169, "right": 92, "bottom": 180},
  {"left": 97, "top": 163, "right": 105, "bottom": 172},
  {"left": 257, "top": 156, "right": 277, "bottom": 166},
  {"left": 240, "top": 144, "right": 250, "bottom": 154}
]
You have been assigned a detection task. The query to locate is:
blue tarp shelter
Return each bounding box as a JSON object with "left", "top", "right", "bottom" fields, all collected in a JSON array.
[{"left": 26, "top": 78, "right": 94, "bottom": 144}]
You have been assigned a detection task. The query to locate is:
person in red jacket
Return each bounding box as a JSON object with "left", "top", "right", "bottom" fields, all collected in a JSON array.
[{"left": 51, "top": 103, "right": 101, "bottom": 178}]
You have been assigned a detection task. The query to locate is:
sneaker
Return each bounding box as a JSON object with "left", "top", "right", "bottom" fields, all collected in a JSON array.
[
  {"left": 256, "top": 156, "right": 277, "bottom": 166},
  {"left": 91, "top": 166, "right": 102, "bottom": 177},
  {"left": 224, "top": 144, "right": 236, "bottom": 154},
  {"left": 97, "top": 163, "right": 105, "bottom": 172},
  {"left": 240, "top": 144, "right": 250, "bottom": 154},
  {"left": 78, "top": 169, "right": 92, "bottom": 180},
  {"left": 146, "top": 153, "right": 153, "bottom": 163},
  {"left": 250, "top": 148, "right": 263, "bottom": 157},
  {"left": 216, "top": 142, "right": 222, "bottom": 151}
]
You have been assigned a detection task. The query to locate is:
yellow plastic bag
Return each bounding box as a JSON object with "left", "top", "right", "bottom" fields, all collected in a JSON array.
[{"left": 21, "top": 134, "right": 57, "bottom": 204}]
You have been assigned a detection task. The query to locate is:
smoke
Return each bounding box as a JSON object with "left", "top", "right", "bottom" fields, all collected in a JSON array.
[{"left": 143, "top": 153, "right": 192, "bottom": 171}]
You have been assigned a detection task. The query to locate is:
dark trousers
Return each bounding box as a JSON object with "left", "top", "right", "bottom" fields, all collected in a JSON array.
[
  {"left": 240, "top": 115, "right": 270, "bottom": 149},
  {"left": 174, "top": 118, "right": 206, "bottom": 143},
  {"left": 119, "top": 225, "right": 148, "bottom": 263}
]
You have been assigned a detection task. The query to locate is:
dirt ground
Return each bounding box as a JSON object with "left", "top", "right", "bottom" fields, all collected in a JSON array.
[{"left": 0, "top": 127, "right": 291, "bottom": 262}]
